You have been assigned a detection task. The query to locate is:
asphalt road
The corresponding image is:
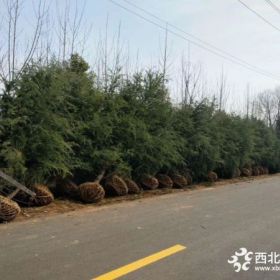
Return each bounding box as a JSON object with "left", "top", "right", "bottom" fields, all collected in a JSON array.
[{"left": 1, "top": 176, "right": 280, "bottom": 280}]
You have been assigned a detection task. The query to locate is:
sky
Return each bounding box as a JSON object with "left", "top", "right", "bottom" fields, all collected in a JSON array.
[
  {"left": 1, "top": 0, "right": 280, "bottom": 110},
  {"left": 87, "top": 0, "right": 280, "bottom": 103}
]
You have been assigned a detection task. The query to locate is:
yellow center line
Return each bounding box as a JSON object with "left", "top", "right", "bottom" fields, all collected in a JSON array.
[{"left": 93, "top": 244, "right": 186, "bottom": 280}]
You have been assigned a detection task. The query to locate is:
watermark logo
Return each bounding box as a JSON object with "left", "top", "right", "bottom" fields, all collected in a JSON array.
[
  {"left": 228, "top": 247, "right": 253, "bottom": 272},
  {"left": 228, "top": 248, "right": 280, "bottom": 272}
]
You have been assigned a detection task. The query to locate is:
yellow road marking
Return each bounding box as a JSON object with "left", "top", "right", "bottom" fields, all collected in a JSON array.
[{"left": 93, "top": 244, "right": 186, "bottom": 280}]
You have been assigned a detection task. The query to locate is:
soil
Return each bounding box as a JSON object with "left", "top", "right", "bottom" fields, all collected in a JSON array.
[{"left": 7, "top": 174, "right": 279, "bottom": 223}]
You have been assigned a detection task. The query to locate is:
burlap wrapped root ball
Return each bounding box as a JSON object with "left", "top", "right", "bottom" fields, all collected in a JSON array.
[
  {"left": 232, "top": 168, "right": 241, "bottom": 178},
  {"left": 104, "top": 175, "right": 128, "bottom": 196},
  {"left": 248, "top": 167, "right": 253, "bottom": 175},
  {"left": 207, "top": 171, "right": 218, "bottom": 182},
  {"left": 156, "top": 174, "right": 173, "bottom": 189},
  {"left": 124, "top": 178, "right": 141, "bottom": 194},
  {"left": 14, "top": 184, "right": 54, "bottom": 206},
  {"left": 182, "top": 169, "right": 193, "bottom": 185},
  {"left": 59, "top": 179, "right": 79, "bottom": 199},
  {"left": 0, "top": 195, "right": 21, "bottom": 222},
  {"left": 263, "top": 167, "right": 269, "bottom": 174},
  {"left": 141, "top": 175, "right": 159, "bottom": 190},
  {"left": 259, "top": 166, "right": 269, "bottom": 175},
  {"left": 31, "top": 184, "right": 54, "bottom": 206},
  {"left": 171, "top": 174, "right": 189, "bottom": 188},
  {"left": 13, "top": 190, "right": 30, "bottom": 206},
  {"left": 79, "top": 182, "right": 105, "bottom": 203},
  {"left": 252, "top": 167, "right": 260, "bottom": 176},
  {"left": 257, "top": 167, "right": 264, "bottom": 175},
  {"left": 241, "top": 168, "right": 251, "bottom": 177},
  {"left": 185, "top": 173, "right": 193, "bottom": 185}
]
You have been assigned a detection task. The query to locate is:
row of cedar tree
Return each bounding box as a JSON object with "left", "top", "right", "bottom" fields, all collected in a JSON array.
[{"left": 1, "top": 54, "right": 280, "bottom": 205}]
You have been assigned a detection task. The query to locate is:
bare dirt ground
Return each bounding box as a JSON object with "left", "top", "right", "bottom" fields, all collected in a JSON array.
[{"left": 10, "top": 174, "right": 278, "bottom": 223}]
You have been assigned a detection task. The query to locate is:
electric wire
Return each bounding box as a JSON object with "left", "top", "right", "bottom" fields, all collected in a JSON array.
[
  {"left": 238, "top": 0, "right": 280, "bottom": 32},
  {"left": 108, "top": 0, "right": 280, "bottom": 81}
]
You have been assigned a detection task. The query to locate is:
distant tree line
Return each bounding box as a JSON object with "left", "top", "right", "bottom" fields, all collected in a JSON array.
[{"left": 0, "top": 54, "right": 279, "bottom": 187}]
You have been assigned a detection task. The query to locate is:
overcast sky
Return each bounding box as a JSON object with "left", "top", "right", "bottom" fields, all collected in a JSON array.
[
  {"left": 2, "top": 0, "right": 280, "bottom": 109},
  {"left": 92, "top": 0, "right": 280, "bottom": 100},
  {"left": 89, "top": 0, "right": 280, "bottom": 105}
]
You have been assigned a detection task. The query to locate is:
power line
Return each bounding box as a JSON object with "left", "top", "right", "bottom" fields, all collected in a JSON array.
[
  {"left": 264, "top": 0, "right": 280, "bottom": 16},
  {"left": 107, "top": 0, "right": 280, "bottom": 81},
  {"left": 121, "top": 0, "right": 277, "bottom": 78},
  {"left": 238, "top": 0, "right": 280, "bottom": 33}
]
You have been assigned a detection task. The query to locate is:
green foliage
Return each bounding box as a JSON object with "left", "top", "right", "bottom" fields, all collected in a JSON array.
[
  {"left": 0, "top": 63, "right": 73, "bottom": 184},
  {"left": 118, "top": 72, "right": 184, "bottom": 179},
  {"left": 211, "top": 113, "right": 253, "bottom": 178},
  {"left": 173, "top": 101, "right": 220, "bottom": 180},
  {"left": 249, "top": 118, "right": 280, "bottom": 172},
  {"left": 1, "top": 54, "right": 280, "bottom": 187}
]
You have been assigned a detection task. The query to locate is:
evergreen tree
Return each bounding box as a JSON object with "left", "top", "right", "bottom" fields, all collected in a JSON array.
[{"left": 1, "top": 54, "right": 279, "bottom": 187}]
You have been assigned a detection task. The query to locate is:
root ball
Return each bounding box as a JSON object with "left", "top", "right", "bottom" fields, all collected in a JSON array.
[
  {"left": 0, "top": 195, "right": 21, "bottom": 222},
  {"left": 104, "top": 175, "right": 128, "bottom": 196},
  {"left": 156, "top": 174, "right": 173, "bottom": 188},
  {"left": 79, "top": 182, "right": 105, "bottom": 203}
]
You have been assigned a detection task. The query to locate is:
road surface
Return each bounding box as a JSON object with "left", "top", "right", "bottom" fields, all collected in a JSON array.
[{"left": 1, "top": 176, "right": 280, "bottom": 280}]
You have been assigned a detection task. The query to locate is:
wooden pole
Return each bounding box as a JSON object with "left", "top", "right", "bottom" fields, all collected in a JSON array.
[{"left": 0, "top": 170, "right": 36, "bottom": 197}]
